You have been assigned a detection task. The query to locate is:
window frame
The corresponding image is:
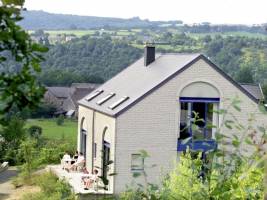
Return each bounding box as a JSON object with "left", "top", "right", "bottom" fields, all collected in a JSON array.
[
  {"left": 131, "top": 154, "right": 144, "bottom": 171},
  {"left": 179, "top": 97, "right": 220, "bottom": 140}
]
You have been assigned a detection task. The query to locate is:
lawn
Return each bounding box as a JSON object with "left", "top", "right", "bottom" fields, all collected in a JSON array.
[{"left": 26, "top": 118, "right": 78, "bottom": 143}]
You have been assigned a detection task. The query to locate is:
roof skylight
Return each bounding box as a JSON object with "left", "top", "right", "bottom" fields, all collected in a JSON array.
[
  {"left": 108, "top": 96, "right": 129, "bottom": 110},
  {"left": 85, "top": 90, "right": 103, "bottom": 101},
  {"left": 97, "top": 93, "right": 115, "bottom": 105}
]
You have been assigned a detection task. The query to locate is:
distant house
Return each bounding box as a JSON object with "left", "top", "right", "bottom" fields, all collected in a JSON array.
[
  {"left": 44, "top": 83, "right": 99, "bottom": 117},
  {"left": 77, "top": 46, "right": 267, "bottom": 194}
]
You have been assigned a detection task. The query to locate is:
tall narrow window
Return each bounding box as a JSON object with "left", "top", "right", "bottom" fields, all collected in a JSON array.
[
  {"left": 94, "top": 143, "right": 97, "bottom": 158},
  {"left": 179, "top": 102, "right": 190, "bottom": 139}
]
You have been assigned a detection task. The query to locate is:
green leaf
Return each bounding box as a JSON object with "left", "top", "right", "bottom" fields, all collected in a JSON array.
[
  {"left": 139, "top": 150, "right": 149, "bottom": 158},
  {"left": 232, "top": 140, "right": 240, "bottom": 148},
  {"left": 108, "top": 173, "right": 117, "bottom": 176},
  {"left": 233, "top": 104, "right": 241, "bottom": 112},
  {"left": 245, "top": 138, "right": 253, "bottom": 145},
  {"left": 181, "top": 137, "right": 192, "bottom": 145},
  {"left": 132, "top": 172, "right": 141, "bottom": 178},
  {"left": 107, "top": 160, "right": 114, "bottom": 165},
  {"left": 258, "top": 104, "right": 267, "bottom": 114},
  {"left": 224, "top": 120, "right": 234, "bottom": 129},
  {"left": 2, "top": 0, "right": 25, "bottom": 6},
  {"left": 258, "top": 126, "right": 266, "bottom": 134},
  {"left": 31, "top": 43, "right": 49, "bottom": 53}
]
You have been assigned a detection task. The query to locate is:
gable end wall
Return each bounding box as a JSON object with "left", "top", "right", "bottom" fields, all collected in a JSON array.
[{"left": 114, "top": 58, "right": 267, "bottom": 193}]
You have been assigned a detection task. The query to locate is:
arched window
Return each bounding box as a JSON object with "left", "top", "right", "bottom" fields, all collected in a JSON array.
[
  {"left": 102, "top": 126, "right": 110, "bottom": 180},
  {"left": 178, "top": 82, "right": 220, "bottom": 152},
  {"left": 80, "top": 117, "right": 87, "bottom": 157}
]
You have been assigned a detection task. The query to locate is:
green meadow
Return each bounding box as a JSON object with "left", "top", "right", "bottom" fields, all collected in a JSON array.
[{"left": 26, "top": 118, "right": 78, "bottom": 143}]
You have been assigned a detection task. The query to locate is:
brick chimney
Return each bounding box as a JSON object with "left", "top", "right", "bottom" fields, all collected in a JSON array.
[{"left": 144, "top": 44, "right": 155, "bottom": 66}]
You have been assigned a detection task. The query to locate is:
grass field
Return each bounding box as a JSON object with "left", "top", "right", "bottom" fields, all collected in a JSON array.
[
  {"left": 29, "top": 29, "right": 267, "bottom": 41},
  {"left": 45, "top": 30, "right": 96, "bottom": 37},
  {"left": 26, "top": 118, "right": 77, "bottom": 143},
  {"left": 40, "top": 29, "right": 135, "bottom": 37},
  {"left": 189, "top": 31, "right": 267, "bottom": 39}
]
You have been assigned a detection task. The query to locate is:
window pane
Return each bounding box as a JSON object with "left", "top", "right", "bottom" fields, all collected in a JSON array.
[
  {"left": 192, "top": 102, "right": 205, "bottom": 140},
  {"left": 206, "top": 103, "right": 213, "bottom": 139},
  {"left": 131, "top": 154, "right": 144, "bottom": 170},
  {"left": 179, "top": 102, "right": 190, "bottom": 139}
]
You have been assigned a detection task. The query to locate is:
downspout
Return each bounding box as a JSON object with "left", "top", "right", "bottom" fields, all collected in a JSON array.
[{"left": 91, "top": 110, "right": 95, "bottom": 173}]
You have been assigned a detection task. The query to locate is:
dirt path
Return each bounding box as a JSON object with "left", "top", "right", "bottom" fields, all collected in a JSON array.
[
  {"left": 0, "top": 167, "right": 18, "bottom": 200},
  {"left": 0, "top": 167, "right": 40, "bottom": 200}
]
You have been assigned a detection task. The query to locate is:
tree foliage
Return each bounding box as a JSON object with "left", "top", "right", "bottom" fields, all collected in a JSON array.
[
  {"left": 39, "top": 36, "right": 142, "bottom": 86},
  {"left": 0, "top": 1, "right": 47, "bottom": 122}
]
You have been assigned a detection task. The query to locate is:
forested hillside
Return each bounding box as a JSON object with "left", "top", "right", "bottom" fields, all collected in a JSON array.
[
  {"left": 38, "top": 33, "right": 267, "bottom": 98},
  {"left": 19, "top": 10, "right": 161, "bottom": 30},
  {"left": 39, "top": 36, "right": 142, "bottom": 85}
]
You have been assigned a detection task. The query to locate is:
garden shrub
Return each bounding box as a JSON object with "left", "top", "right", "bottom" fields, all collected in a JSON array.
[
  {"left": 56, "top": 115, "right": 65, "bottom": 126},
  {"left": 0, "top": 115, "right": 27, "bottom": 165},
  {"left": 37, "top": 139, "right": 76, "bottom": 165},
  {"left": 23, "top": 172, "right": 76, "bottom": 200},
  {"left": 120, "top": 187, "right": 146, "bottom": 200},
  {"left": 162, "top": 152, "right": 206, "bottom": 200},
  {"left": 28, "top": 125, "right": 42, "bottom": 139}
]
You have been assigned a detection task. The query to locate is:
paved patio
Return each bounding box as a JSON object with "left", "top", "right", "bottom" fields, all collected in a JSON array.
[{"left": 47, "top": 165, "right": 113, "bottom": 195}]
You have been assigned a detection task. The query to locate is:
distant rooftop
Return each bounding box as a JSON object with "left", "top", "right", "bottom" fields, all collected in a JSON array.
[{"left": 241, "top": 83, "right": 264, "bottom": 101}]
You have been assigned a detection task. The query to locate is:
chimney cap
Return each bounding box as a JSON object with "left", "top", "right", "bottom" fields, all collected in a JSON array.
[
  {"left": 144, "top": 44, "right": 155, "bottom": 66},
  {"left": 144, "top": 41, "right": 155, "bottom": 47}
]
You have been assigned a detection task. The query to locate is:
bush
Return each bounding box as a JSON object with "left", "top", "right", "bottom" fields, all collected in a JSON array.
[
  {"left": 28, "top": 125, "right": 42, "bottom": 139},
  {"left": 120, "top": 187, "right": 145, "bottom": 200},
  {"left": 37, "top": 139, "right": 76, "bottom": 165},
  {"left": 162, "top": 151, "right": 205, "bottom": 199},
  {"left": 56, "top": 115, "right": 64, "bottom": 126},
  {"left": 0, "top": 115, "right": 27, "bottom": 165},
  {"left": 23, "top": 172, "right": 76, "bottom": 200},
  {"left": 31, "top": 103, "right": 57, "bottom": 118}
]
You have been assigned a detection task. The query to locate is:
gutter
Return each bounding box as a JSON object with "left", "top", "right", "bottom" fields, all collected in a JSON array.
[
  {"left": 259, "top": 83, "right": 265, "bottom": 101},
  {"left": 91, "top": 110, "right": 95, "bottom": 173}
]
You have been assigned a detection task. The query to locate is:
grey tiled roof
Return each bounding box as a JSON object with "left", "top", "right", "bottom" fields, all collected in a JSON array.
[
  {"left": 78, "top": 53, "right": 201, "bottom": 116},
  {"left": 78, "top": 54, "right": 261, "bottom": 117},
  {"left": 241, "top": 84, "right": 264, "bottom": 101},
  {"left": 46, "top": 87, "right": 71, "bottom": 98}
]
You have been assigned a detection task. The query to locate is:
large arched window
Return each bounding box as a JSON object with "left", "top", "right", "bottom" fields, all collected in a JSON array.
[
  {"left": 102, "top": 126, "right": 110, "bottom": 180},
  {"left": 178, "top": 82, "right": 220, "bottom": 151}
]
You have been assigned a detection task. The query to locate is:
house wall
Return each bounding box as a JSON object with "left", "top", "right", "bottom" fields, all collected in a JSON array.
[
  {"left": 77, "top": 105, "right": 116, "bottom": 192},
  {"left": 77, "top": 106, "right": 94, "bottom": 170},
  {"left": 114, "top": 58, "right": 267, "bottom": 193}
]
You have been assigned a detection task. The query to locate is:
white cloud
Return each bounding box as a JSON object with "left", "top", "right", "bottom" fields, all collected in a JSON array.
[{"left": 24, "top": 0, "right": 267, "bottom": 24}]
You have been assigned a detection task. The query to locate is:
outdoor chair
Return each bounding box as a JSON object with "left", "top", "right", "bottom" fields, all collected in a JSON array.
[
  {"left": 81, "top": 175, "right": 100, "bottom": 191},
  {"left": 0, "top": 162, "right": 9, "bottom": 173},
  {"left": 76, "top": 161, "right": 85, "bottom": 172}
]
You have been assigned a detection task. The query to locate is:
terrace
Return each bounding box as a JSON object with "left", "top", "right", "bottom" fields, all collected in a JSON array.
[{"left": 47, "top": 165, "right": 113, "bottom": 195}]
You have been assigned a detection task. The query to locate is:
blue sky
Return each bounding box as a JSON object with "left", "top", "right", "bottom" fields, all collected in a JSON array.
[{"left": 24, "top": 0, "right": 267, "bottom": 24}]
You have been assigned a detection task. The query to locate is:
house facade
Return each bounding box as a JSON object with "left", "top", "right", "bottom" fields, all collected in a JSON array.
[{"left": 77, "top": 46, "right": 267, "bottom": 194}]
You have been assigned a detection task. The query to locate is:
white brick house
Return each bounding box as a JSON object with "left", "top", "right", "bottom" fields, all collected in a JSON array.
[{"left": 77, "top": 46, "right": 266, "bottom": 194}]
